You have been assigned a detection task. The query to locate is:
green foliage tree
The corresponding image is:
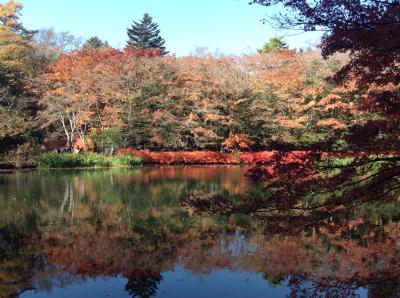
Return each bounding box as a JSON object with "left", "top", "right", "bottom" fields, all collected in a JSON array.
[
  {"left": 84, "top": 36, "right": 107, "bottom": 49},
  {"left": 127, "top": 13, "right": 168, "bottom": 55},
  {"left": 92, "top": 126, "right": 127, "bottom": 152},
  {"left": 0, "top": 1, "right": 38, "bottom": 152},
  {"left": 257, "top": 36, "right": 288, "bottom": 53}
]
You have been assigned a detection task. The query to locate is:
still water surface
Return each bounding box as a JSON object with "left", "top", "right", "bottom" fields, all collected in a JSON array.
[{"left": 0, "top": 166, "right": 398, "bottom": 297}]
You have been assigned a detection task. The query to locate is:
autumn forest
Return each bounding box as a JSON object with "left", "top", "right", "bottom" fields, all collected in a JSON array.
[{"left": 0, "top": 0, "right": 363, "bottom": 167}]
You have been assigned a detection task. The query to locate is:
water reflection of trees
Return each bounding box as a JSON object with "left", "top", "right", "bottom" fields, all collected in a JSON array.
[
  {"left": 180, "top": 155, "right": 400, "bottom": 297},
  {"left": 125, "top": 272, "right": 163, "bottom": 298},
  {"left": 0, "top": 222, "right": 40, "bottom": 297},
  {"left": 0, "top": 167, "right": 398, "bottom": 297}
]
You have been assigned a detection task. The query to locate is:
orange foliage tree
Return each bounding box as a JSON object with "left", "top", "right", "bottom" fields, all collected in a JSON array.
[
  {"left": 38, "top": 47, "right": 161, "bottom": 148},
  {"left": 39, "top": 45, "right": 353, "bottom": 152}
]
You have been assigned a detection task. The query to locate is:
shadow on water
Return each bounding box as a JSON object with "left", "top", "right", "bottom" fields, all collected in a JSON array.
[{"left": 0, "top": 165, "right": 398, "bottom": 297}]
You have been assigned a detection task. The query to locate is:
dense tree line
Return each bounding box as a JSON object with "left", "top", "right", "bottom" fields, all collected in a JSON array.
[
  {"left": 0, "top": 1, "right": 390, "bottom": 159},
  {"left": 37, "top": 47, "right": 353, "bottom": 152}
]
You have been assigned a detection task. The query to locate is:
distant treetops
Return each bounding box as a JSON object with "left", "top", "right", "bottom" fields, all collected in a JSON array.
[
  {"left": 83, "top": 36, "right": 108, "bottom": 49},
  {"left": 258, "top": 36, "right": 289, "bottom": 54},
  {"left": 127, "top": 13, "right": 168, "bottom": 55}
]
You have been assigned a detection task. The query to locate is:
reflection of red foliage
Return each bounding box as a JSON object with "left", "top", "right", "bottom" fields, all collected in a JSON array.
[
  {"left": 41, "top": 217, "right": 400, "bottom": 296},
  {"left": 117, "top": 148, "right": 275, "bottom": 164}
]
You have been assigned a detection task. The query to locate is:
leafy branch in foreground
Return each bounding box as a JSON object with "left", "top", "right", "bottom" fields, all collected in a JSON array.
[{"left": 181, "top": 151, "right": 400, "bottom": 233}]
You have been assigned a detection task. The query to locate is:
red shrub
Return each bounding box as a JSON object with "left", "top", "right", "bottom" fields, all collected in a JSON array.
[
  {"left": 116, "top": 149, "right": 275, "bottom": 165},
  {"left": 240, "top": 151, "right": 275, "bottom": 163}
]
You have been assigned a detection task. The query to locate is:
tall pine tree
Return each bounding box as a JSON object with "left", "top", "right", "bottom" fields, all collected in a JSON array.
[{"left": 127, "top": 13, "right": 168, "bottom": 55}]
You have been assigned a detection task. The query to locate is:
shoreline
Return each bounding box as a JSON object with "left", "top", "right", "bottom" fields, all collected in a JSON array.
[
  {"left": 0, "top": 162, "right": 257, "bottom": 173},
  {"left": 2, "top": 149, "right": 394, "bottom": 172}
]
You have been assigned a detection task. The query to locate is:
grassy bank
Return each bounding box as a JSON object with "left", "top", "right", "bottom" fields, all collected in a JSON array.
[{"left": 36, "top": 153, "right": 142, "bottom": 169}]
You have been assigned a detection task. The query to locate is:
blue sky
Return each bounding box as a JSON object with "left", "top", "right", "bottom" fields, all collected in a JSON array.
[{"left": 19, "top": 0, "right": 321, "bottom": 56}]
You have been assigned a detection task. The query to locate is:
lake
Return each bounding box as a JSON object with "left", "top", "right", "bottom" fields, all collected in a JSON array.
[{"left": 0, "top": 166, "right": 398, "bottom": 298}]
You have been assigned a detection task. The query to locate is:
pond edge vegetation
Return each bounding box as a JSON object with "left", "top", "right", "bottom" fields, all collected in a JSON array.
[
  {"left": 35, "top": 153, "right": 142, "bottom": 169},
  {"left": 33, "top": 150, "right": 275, "bottom": 169},
  {"left": 12, "top": 150, "right": 373, "bottom": 170}
]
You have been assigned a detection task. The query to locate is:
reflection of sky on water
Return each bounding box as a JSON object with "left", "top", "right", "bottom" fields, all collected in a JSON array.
[
  {"left": 22, "top": 269, "right": 288, "bottom": 298},
  {"left": 22, "top": 268, "right": 369, "bottom": 298}
]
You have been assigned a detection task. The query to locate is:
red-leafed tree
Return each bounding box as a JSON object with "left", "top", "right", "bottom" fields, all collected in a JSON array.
[
  {"left": 240, "top": 0, "right": 400, "bottom": 202},
  {"left": 181, "top": 0, "right": 400, "bottom": 242},
  {"left": 38, "top": 46, "right": 162, "bottom": 148},
  {"left": 251, "top": 0, "right": 400, "bottom": 151}
]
